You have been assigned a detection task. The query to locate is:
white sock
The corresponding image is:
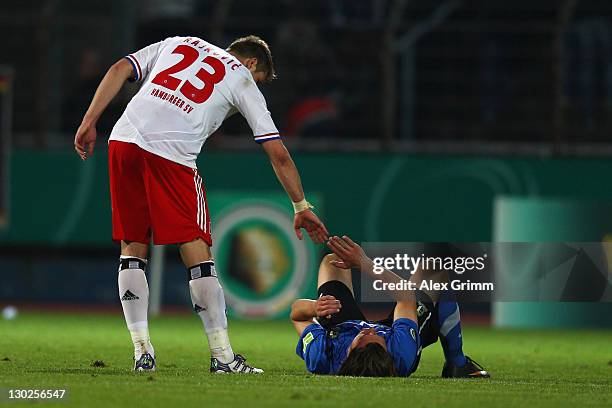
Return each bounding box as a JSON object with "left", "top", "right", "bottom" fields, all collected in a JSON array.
[
  {"left": 118, "top": 256, "right": 154, "bottom": 358},
  {"left": 188, "top": 261, "right": 234, "bottom": 364},
  {"left": 127, "top": 322, "right": 154, "bottom": 359}
]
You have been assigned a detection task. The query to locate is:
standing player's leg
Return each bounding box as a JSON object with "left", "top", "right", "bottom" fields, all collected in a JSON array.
[
  {"left": 118, "top": 241, "right": 155, "bottom": 369},
  {"left": 144, "top": 152, "right": 261, "bottom": 373},
  {"left": 180, "top": 239, "right": 262, "bottom": 373},
  {"left": 109, "top": 141, "right": 156, "bottom": 370},
  {"left": 180, "top": 239, "right": 232, "bottom": 364}
]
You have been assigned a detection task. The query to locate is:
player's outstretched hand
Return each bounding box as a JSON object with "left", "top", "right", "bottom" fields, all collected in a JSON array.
[
  {"left": 74, "top": 121, "right": 97, "bottom": 161},
  {"left": 326, "top": 235, "right": 369, "bottom": 270},
  {"left": 315, "top": 295, "right": 341, "bottom": 319},
  {"left": 294, "top": 209, "right": 329, "bottom": 244}
]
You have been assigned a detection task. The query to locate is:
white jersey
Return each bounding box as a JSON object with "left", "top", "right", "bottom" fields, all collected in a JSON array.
[{"left": 109, "top": 36, "right": 280, "bottom": 168}]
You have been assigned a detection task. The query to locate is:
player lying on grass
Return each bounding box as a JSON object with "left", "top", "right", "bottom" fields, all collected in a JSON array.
[
  {"left": 291, "top": 236, "right": 490, "bottom": 377},
  {"left": 74, "top": 35, "right": 328, "bottom": 373}
]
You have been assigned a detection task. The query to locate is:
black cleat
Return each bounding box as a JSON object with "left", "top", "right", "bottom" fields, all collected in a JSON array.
[
  {"left": 134, "top": 353, "right": 156, "bottom": 372},
  {"left": 442, "top": 356, "right": 490, "bottom": 378},
  {"left": 210, "top": 354, "right": 263, "bottom": 374}
]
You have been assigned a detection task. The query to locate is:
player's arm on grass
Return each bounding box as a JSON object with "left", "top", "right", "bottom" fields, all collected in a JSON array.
[
  {"left": 74, "top": 58, "right": 133, "bottom": 160},
  {"left": 262, "top": 140, "right": 329, "bottom": 243},
  {"left": 327, "top": 235, "right": 417, "bottom": 323},
  {"left": 290, "top": 296, "right": 341, "bottom": 336}
]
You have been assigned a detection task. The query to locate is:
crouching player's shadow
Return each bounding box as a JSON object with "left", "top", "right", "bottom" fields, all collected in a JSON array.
[{"left": 290, "top": 235, "right": 490, "bottom": 378}]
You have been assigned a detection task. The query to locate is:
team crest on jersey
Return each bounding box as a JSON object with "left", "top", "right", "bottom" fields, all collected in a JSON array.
[{"left": 328, "top": 329, "right": 339, "bottom": 339}]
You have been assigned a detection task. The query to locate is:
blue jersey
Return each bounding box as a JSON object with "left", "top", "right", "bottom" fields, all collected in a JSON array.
[{"left": 296, "top": 318, "right": 420, "bottom": 376}]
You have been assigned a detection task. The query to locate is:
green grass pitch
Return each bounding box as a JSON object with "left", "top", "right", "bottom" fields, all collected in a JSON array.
[{"left": 0, "top": 313, "right": 611, "bottom": 407}]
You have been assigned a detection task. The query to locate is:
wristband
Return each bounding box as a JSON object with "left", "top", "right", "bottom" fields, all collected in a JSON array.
[{"left": 292, "top": 199, "right": 314, "bottom": 214}]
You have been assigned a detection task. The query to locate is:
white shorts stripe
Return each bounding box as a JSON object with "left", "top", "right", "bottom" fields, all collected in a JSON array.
[
  {"left": 199, "top": 175, "right": 207, "bottom": 233},
  {"left": 196, "top": 173, "right": 204, "bottom": 231},
  {"left": 193, "top": 170, "right": 202, "bottom": 230}
]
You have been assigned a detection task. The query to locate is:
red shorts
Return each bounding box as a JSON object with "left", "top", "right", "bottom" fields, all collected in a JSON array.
[{"left": 108, "top": 141, "right": 212, "bottom": 246}]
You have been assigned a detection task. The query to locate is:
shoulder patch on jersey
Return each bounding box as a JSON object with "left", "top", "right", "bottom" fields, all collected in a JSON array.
[
  {"left": 302, "top": 331, "right": 315, "bottom": 354},
  {"left": 410, "top": 328, "right": 417, "bottom": 341}
]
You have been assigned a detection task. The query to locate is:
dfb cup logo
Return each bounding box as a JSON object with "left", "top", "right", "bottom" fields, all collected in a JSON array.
[{"left": 213, "top": 201, "right": 315, "bottom": 318}]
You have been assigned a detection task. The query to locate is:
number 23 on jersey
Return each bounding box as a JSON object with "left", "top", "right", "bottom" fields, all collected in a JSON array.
[{"left": 152, "top": 44, "right": 225, "bottom": 104}]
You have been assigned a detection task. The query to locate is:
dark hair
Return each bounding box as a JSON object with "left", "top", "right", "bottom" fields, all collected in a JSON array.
[
  {"left": 227, "top": 35, "right": 276, "bottom": 82},
  {"left": 338, "top": 343, "right": 397, "bottom": 377}
]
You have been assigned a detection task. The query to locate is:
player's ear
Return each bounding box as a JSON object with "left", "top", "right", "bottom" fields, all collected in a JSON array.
[{"left": 244, "top": 57, "right": 258, "bottom": 72}]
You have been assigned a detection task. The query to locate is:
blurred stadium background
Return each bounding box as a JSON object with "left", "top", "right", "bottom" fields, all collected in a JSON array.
[{"left": 2, "top": 0, "right": 612, "bottom": 328}]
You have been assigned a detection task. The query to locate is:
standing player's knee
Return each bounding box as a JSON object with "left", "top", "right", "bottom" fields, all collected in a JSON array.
[
  {"left": 121, "top": 241, "right": 149, "bottom": 259},
  {"left": 180, "top": 238, "right": 213, "bottom": 268}
]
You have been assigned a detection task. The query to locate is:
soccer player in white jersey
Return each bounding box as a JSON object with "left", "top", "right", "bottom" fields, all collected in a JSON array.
[{"left": 73, "top": 35, "right": 329, "bottom": 373}]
